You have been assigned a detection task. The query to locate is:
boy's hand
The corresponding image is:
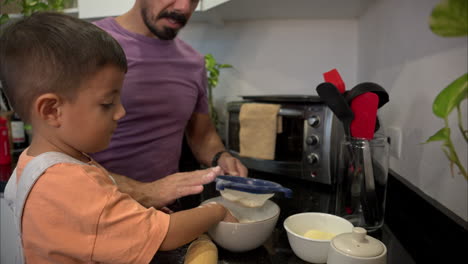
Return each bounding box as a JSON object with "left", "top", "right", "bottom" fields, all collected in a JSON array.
[
  {"left": 199, "top": 202, "right": 238, "bottom": 223},
  {"left": 222, "top": 209, "right": 239, "bottom": 223}
]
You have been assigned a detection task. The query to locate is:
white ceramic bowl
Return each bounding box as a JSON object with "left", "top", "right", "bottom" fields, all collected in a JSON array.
[
  {"left": 202, "top": 196, "right": 280, "bottom": 252},
  {"left": 283, "top": 212, "right": 354, "bottom": 263}
]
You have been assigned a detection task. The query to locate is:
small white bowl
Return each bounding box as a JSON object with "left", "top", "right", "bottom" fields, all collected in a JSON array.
[
  {"left": 203, "top": 196, "right": 280, "bottom": 252},
  {"left": 283, "top": 212, "right": 354, "bottom": 263}
]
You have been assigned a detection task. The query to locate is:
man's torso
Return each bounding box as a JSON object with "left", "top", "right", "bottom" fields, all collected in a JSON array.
[{"left": 92, "top": 18, "right": 208, "bottom": 182}]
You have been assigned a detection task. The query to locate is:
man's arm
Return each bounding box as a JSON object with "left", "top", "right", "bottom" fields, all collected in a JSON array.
[
  {"left": 110, "top": 166, "right": 223, "bottom": 208},
  {"left": 185, "top": 112, "right": 248, "bottom": 177}
]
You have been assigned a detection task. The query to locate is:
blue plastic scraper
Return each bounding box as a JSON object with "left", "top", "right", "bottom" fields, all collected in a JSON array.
[{"left": 215, "top": 175, "right": 292, "bottom": 207}]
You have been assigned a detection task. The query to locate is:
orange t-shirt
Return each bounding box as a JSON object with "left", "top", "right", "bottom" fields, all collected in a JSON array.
[{"left": 16, "top": 151, "right": 170, "bottom": 264}]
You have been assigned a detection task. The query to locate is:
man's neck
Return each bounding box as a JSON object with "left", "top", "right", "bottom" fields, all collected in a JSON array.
[{"left": 115, "top": 9, "right": 157, "bottom": 38}]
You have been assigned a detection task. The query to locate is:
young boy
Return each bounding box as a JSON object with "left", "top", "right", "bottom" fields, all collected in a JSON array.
[{"left": 0, "top": 12, "right": 236, "bottom": 264}]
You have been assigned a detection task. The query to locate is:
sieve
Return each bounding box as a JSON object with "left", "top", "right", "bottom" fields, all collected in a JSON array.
[{"left": 215, "top": 175, "right": 292, "bottom": 207}]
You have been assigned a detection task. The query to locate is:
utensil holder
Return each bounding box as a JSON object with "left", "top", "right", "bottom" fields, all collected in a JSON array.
[{"left": 335, "top": 136, "right": 389, "bottom": 232}]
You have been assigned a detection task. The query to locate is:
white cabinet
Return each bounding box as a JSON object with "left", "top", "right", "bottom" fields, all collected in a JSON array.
[
  {"left": 78, "top": 0, "right": 133, "bottom": 19},
  {"left": 199, "top": 0, "right": 230, "bottom": 11},
  {"left": 4, "top": 0, "right": 374, "bottom": 21},
  {"left": 78, "top": 0, "right": 231, "bottom": 19},
  {"left": 190, "top": 0, "right": 376, "bottom": 22},
  {"left": 0, "top": 196, "right": 16, "bottom": 264}
]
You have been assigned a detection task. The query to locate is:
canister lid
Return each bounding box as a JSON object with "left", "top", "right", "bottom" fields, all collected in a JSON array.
[{"left": 331, "top": 227, "right": 385, "bottom": 257}]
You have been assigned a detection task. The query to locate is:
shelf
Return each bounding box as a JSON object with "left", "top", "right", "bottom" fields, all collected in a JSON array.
[
  {"left": 78, "top": 0, "right": 231, "bottom": 20},
  {"left": 190, "top": 0, "right": 375, "bottom": 23},
  {"left": 2, "top": 0, "right": 375, "bottom": 23}
]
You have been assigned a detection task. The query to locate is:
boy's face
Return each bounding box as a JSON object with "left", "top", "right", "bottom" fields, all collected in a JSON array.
[{"left": 59, "top": 65, "right": 126, "bottom": 154}]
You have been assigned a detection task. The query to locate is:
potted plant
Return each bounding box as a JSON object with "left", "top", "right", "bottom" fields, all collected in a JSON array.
[
  {"left": 0, "top": 0, "right": 71, "bottom": 25},
  {"left": 204, "top": 53, "right": 232, "bottom": 129},
  {"left": 425, "top": 0, "right": 467, "bottom": 180}
]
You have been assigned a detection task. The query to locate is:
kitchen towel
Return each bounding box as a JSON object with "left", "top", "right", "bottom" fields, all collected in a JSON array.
[{"left": 239, "top": 103, "right": 281, "bottom": 160}]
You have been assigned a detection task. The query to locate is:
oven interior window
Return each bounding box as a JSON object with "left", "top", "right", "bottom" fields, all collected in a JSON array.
[
  {"left": 228, "top": 113, "right": 241, "bottom": 152},
  {"left": 275, "top": 116, "right": 303, "bottom": 161}
]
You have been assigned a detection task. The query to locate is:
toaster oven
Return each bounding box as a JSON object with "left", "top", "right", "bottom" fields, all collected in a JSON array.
[{"left": 226, "top": 95, "right": 344, "bottom": 185}]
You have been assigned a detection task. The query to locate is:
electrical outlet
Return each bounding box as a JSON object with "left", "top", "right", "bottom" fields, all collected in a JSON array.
[{"left": 387, "top": 127, "right": 402, "bottom": 159}]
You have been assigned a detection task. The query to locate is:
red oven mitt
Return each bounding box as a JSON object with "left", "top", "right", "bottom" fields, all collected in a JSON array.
[
  {"left": 323, "top": 68, "right": 346, "bottom": 94},
  {"left": 350, "top": 92, "right": 379, "bottom": 140}
]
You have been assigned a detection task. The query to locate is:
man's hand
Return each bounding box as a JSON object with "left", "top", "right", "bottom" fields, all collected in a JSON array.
[
  {"left": 217, "top": 152, "right": 248, "bottom": 177},
  {"left": 185, "top": 113, "right": 248, "bottom": 177},
  {"left": 138, "top": 166, "right": 224, "bottom": 208}
]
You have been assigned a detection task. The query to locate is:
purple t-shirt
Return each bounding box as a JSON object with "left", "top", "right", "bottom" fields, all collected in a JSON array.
[{"left": 92, "top": 18, "right": 208, "bottom": 182}]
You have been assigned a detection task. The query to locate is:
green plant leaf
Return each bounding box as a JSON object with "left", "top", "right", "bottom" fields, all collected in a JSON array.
[
  {"left": 0, "top": 14, "right": 10, "bottom": 25},
  {"left": 204, "top": 54, "right": 215, "bottom": 69},
  {"left": 49, "top": 0, "right": 68, "bottom": 10},
  {"left": 430, "top": 0, "right": 468, "bottom": 37},
  {"left": 0, "top": 0, "right": 69, "bottom": 24},
  {"left": 26, "top": 1, "right": 39, "bottom": 7},
  {"left": 426, "top": 127, "right": 451, "bottom": 143},
  {"left": 433, "top": 73, "right": 468, "bottom": 118},
  {"left": 35, "top": 2, "right": 49, "bottom": 11},
  {"left": 4, "top": 0, "right": 16, "bottom": 5},
  {"left": 204, "top": 53, "right": 233, "bottom": 128}
]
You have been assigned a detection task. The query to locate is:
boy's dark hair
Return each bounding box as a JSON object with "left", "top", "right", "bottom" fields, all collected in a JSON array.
[{"left": 0, "top": 12, "right": 127, "bottom": 123}]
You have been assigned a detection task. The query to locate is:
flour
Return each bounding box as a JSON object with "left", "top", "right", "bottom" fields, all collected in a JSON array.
[
  {"left": 202, "top": 196, "right": 279, "bottom": 224},
  {"left": 220, "top": 188, "right": 274, "bottom": 208}
]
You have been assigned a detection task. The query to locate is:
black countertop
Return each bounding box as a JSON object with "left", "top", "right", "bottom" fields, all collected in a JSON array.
[
  {"left": 4, "top": 160, "right": 467, "bottom": 263},
  {"left": 150, "top": 223, "right": 414, "bottom": 264},
  {"left": 216, "top": 224, "right": 415, "bottom": 264},
  {"left": 166, "top": 169, "right": 467, "bottom": 264}
]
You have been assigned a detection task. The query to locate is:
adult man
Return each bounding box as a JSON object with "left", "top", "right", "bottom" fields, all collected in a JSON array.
[{"left": 92, "top": 0, "right": 247, "bottom": 209}]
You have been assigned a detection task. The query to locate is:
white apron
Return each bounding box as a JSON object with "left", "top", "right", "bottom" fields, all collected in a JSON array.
[{"left": 4, "top": 152, "right": 87, "bottom": 264}]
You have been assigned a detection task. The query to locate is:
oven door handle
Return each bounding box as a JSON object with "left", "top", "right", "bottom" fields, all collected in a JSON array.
[
  {"left": 278, "top": 109, "right": 303, "bottom": 117},
  {"left": 228, "top": 151, "right": 303, "bottom": 178}
]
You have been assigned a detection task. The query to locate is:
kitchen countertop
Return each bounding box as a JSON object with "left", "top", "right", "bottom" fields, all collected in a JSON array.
[
  {"left": 216, "top": 224, "right": 415, "bottom": 264},
  {"left": 0, "top": 168, "right": 420, "bottom": 264},
  {"left": 4, "top": 161, "right": 464, "bottom": 263},
  {"left": 1, "top": 180, "right": 415, "bottom": 264},
  {"left": 149, "top": 223, "right": 414, "bottom": 264}
]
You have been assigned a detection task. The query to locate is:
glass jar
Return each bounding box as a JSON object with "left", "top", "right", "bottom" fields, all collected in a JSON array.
[{"left": 335, "top": 136, "right": 389, "bottom": 232}]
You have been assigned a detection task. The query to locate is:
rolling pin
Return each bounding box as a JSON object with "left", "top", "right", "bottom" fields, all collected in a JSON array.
[{"left": 184, "top": 234, "right": 218, "bottom": 264}]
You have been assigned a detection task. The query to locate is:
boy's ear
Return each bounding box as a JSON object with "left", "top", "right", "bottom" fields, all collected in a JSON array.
[{"left": 34, "top": 93, "right": 64, "bottom": 127}]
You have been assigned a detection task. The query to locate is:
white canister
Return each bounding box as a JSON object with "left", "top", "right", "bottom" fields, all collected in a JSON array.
[{"left": 327, "top": 227, "right": 387, "bottom": 264}]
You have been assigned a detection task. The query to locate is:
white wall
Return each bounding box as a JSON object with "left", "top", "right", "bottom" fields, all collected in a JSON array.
[
  {"left": 358, "top": 0, "right": 468, "bottom": 220},
  {"left": 180, "top": 0, "right": 468, "bottom": 221},
  {"left": 180, "top": 19, "right": 358, "bottom": 122}
]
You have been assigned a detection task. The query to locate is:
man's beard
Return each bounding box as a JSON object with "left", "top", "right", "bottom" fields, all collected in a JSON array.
[{"left": 141, "top": 8, "right": 188, "bottom": 40}]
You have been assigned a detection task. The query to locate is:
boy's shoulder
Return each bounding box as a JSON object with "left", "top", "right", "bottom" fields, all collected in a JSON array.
[{"left": 16, "top": 151, "right": 115, "bottom": 190}]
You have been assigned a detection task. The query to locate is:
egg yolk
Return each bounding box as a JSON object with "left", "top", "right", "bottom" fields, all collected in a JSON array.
[{"left": 303, "top": 229, "right": 336, "bottom": 240}]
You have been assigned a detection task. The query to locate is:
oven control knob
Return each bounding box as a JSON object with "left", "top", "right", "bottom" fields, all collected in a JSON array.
[
  {"left": 307, "top": 116, "right": 320, "bottom": 127},
  {"left": 306, "top": 135, "right": 319, "bottom": 146},
  {"left": 307, "top": 153, "right": 319, "bottom": 164}
]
